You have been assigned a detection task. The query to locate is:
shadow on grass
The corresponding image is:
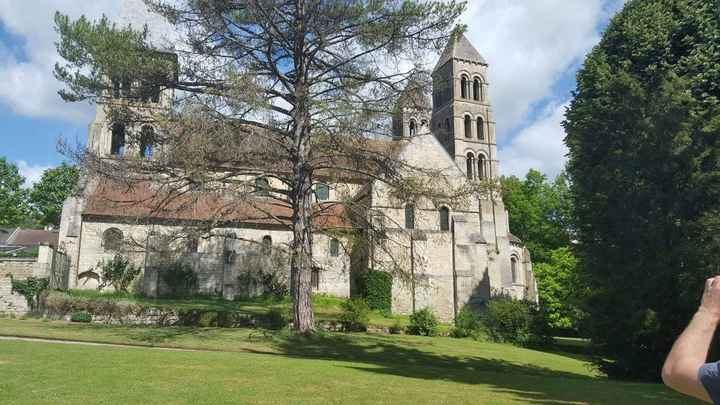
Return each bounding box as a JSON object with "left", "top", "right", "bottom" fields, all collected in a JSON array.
[{"left": 251, "top": 333, "right": 686, "bottom": 405}]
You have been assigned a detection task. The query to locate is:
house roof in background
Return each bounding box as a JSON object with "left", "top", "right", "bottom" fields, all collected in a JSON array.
[{"left": 6, "top": 229, "right": 59, "bottom": 247}]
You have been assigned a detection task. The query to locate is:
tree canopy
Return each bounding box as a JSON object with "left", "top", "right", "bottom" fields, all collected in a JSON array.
[
  {"left": 564, "top": 0, "right": 720, "bottom": 380},
  {"left": 0, "top": 158, "right": 30, "bottom": 227},
  {"left": 28, "top": 163, "right": 79, "bottom": 226}
]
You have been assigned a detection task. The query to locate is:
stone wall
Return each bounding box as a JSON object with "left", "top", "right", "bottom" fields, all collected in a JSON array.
[{"left": 0, "top": 246, "right": 56, "bottom": 316}]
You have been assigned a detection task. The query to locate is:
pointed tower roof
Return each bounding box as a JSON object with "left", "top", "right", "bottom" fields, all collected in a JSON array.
[{"left": 433, "top": 32, "right": 487, "bottom": 72}]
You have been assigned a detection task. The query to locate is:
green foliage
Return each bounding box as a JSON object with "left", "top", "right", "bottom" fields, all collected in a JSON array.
[
  {"left": 10, "top": 276, "right": 49, "bottom": 310},
  {"left": 97, "top": 255, "right": 141, "bottom": 293},
  {"left": 339, "top": 299, "right": 370, "bottom": 332},
  {"left": 501, "top": 170, "right": 574, "bottom": 264},
  {"left": 265, "top": 308, "right": 288, "bottom": 330},
  {"left": 0, "top": 157, "right": 30, "bottom": 227},
  {"left": 70, "top": 311, "right": 92, "bottom": 323},
  {"left": 356, "top": 271, "right": 392, "bottom": 312},
  {"left": 564, "top": 0, "right": 720, "bottom": 380},
  {"left": 451, "top": 307, "right": 483, "bottom": 339},
  {"left": 28, "top": 163, "right": 79, "bottom": 226},
  {"left": 389, "top": 320, "right": 403, "bottom": 335},
  {"left": 406, "top": 308, "right": 438, "bottom": 336},
  {"left": 481, "top": 298, "right": 552, "bottom": 347},
  {"left": 533, "top": 248, "right": 584, "bottom": 332},
  {"left": 159, "top": 261, "right": 198, "bottom": 298}
]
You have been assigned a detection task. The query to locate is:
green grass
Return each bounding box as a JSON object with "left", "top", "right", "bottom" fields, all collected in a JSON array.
[
  {"left": 63, "top": 289, "right": 413, "bottom": 329},
  {"left": 0, "top": 318, "right": 696, "bottom": 404}
]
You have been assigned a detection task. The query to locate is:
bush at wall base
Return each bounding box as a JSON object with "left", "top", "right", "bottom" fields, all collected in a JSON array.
[{"left": 70, "top": 311, "right": 92, "bottom": 323}]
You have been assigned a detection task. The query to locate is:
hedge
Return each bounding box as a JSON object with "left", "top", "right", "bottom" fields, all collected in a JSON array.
[{"left": 357, "top": 271, "right": 392, "bottom": 312}]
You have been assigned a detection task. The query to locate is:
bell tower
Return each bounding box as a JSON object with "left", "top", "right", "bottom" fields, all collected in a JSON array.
[
  {"left": 430, "top": 33, "right": 498, "bottom": 182},
  {"left": 393, "top": 81, "right": 431, "bottom": 139}
]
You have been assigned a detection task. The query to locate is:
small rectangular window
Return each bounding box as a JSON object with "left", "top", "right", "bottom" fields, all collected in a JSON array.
[{"left": 311, "top": 269, "right": 320, "bottom": 290}]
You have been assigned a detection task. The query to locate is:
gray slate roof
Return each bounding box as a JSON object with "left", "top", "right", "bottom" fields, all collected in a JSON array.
[{"left": 433, "top": 32, "right": 487, "bottom": 72}]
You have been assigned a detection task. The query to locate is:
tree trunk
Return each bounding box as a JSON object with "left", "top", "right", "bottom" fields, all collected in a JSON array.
[{"left": 290, "top": 173, "right": 315, "bottom": 332}]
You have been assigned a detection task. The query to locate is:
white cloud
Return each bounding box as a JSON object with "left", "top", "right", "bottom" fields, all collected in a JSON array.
[
  {"left": 460, "top": 0, "right": 605, "bottom": 139},
  {"left": 499, "top": 100, "right": 569, "bottom": 178},
  {"left": 0, "top": 0, "right": 169, "bottom": 124},
  {"left": 16, "top": 160, "right": 51, "bottom": 187}
]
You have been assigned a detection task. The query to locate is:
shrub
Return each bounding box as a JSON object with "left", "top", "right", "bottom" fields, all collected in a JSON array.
[
  {"left": 451, "top": 307, "right": 483, "bottom": 339},
  {"left": 97, "top": 255, "right": 141, "bottom": 293},
  {"left": 389, "top": 320, "right": 403, "bottom": 335},
  {"left": 481, "top": 297, "right": 552, "bottom": 347},
  {"left": 159, "top": 261, "right": 198, "bottom": 297},
  {"left": 70, "top": 311, "right": 92, "bottom": 323},
  {"left": 357, "top": 271, "right": 392, "bottom": 312},
  {"left": 265, "top": 307, "right": 288, "bottom": 330},
  {"left": 10, "top": 276, "right": 49, "bottom": 311},
  {"left": 339, "top": 298, "right": 370, "bottom": 332},
  {"left": 407, "top": 308, "right": 438, "bottom": 336}
]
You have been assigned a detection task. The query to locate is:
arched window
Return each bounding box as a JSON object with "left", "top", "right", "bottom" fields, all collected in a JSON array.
[
  {"left": 477, "top": 117, "right": 485, "bottom": 140},
  {"left": 139, "top": 125, "right": 155, "bottom": 159},
  {"left": 329, "top": 238, "right": 340, "bottom": 257},
  {"left": 460, "top": 76, "right": 468, "bottom": 99},
  {"left": 478, "top": 155, "right": 486, "bottom": 180},
  {"left": 102, "top": 228, "right": 123, "bottom": 252},
  {"left": 315, "top": 183, "right": 330, "bottom": 201},
  {"left": 464, "top": 115, "right": 472, "bottom": 138},
  {"left": 255, "top": 177, "right": 270, "bottom": 196},
  {"left": 404, "top": 204, "right": 415, "bottom": 230},
  {"left": 473, "top": 78, "right": 481, "bottom": 101},
  {"left": 511, "top": 256, "right": 519, "bottom": 284},
  {"left": 311, "top": 268, "right": 320, "bottom": 289},
  {"left": 445, "top": 118, "right": 450, "bottom": 133},
  {"left": 110, "top": 123, "right": 126, "bottom": 156},
  {"left": 262, "top": 235, "right": 272, "bottom": 255},
  {"left": 187, "top": 237, "right": 199, "bottom": 254},
  {"left": 466, "top": 152, "right": 475, "bottom": 180},
  {"left": 409, "top": 119, "right": 416, "bottom": 137},
  {"left": 439, "top": 207, "right": 450, "bottom": 231}
]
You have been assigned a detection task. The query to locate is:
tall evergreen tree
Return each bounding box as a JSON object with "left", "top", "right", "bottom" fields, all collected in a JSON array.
[
  {"left": 53, "top": 1, "right": 467, "bottom": 332},
  {"left": 564, "top": 0, "right": 720, "bottom": 379}
]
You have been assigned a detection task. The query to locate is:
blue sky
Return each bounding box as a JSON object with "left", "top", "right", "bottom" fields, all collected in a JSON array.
[{"left": 0, "top": 0, "right": 625, "bottom": 184}]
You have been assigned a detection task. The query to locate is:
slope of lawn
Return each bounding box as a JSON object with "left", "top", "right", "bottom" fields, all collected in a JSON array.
[{"left": 0, "top": 318, "right": 696, "bottom": 404}]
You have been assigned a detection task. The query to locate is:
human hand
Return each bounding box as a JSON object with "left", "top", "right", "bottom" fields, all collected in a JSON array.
[{"left": 699, "top": 276, "right": 720, "bottom": 319}]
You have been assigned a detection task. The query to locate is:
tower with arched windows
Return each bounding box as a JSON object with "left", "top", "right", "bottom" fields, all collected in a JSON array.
[
  {"left": 393, "top": 81, "right": 431, "bottom": 139},
  {"left": 430, "top": 32, "right": 497, "bottom": 183}
]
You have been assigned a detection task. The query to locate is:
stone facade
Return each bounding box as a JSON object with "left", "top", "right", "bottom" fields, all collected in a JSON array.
[{"left": 58, "top": 33, "right": 537, "bottom": 321}]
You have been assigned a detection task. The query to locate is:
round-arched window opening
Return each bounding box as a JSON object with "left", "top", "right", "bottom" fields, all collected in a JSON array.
[
  {"left": 439, "top": 207, "right": 450, "bottom": 232},
  {"left": 409, "top": 119, "right": 417, "bottom": 137},
  {"left": 262, "top": 235, "right": 272, "bottom": 255},
  {"left": 478, "top": 155, "right": 487, "bottom": 180},
  {"left": 140, "top": 126, "right": 155, "bottom": 159},
  {"left": 110, "top": 123, "right": 126, "bottom": 156},
  {"left": 473, "top": 78, "right": 481, "bottom": 101},
  {"left": 466, "top": 152, "right": 475, "bottom": 180},
  {"left": 460, "top": 75, "right": 468, "bottom": 99},
  {"left": 511, "top": 256, "right": 519, "bottom": 284},
  {"left": 404, "top": 204, "right": 415, "bottom": 230},
  {"left": 103, "top": 228, "right": 123, "bottom": 252},
  {"left": 477, "top": 117, "right": 485, "bottom": 140},
  {"left": 464, "top": 115, "right": 472, "bottom": 138},
  {"left": 329, "top": 238, "right": 340, "bottom": 257}
]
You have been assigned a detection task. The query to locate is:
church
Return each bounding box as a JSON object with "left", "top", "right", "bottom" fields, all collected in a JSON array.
[{"left": 58, "top": 33, "right": 537, "bottom": 321}]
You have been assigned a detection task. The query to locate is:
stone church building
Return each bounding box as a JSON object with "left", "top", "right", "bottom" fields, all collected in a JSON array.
[{"left": 58, "top": 33, "right": 537, "bottom": 321}]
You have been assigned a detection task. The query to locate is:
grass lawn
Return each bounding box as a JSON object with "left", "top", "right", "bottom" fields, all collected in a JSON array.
[{"left": 0, "top": 318, "right": 696, "bottom": 404}]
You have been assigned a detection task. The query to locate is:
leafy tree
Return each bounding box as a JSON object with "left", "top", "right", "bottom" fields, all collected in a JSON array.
[
  {"left": 0, "top": 157, "right": 30, "bottom": 227},
  {"left": 564, "top": 0, "right": 720, "bottom": 379},
  {"left": 501, "top": 169, "right": 574, "bottom": 263},
  {"left": 28, "top": 163, "right": 79, "bottom": 226},
  {"left": 532, "top": 247, "right": 583, "bottom": 332},
  {"left": 53, "top": 1, "right": 467, "bottom": 332}
]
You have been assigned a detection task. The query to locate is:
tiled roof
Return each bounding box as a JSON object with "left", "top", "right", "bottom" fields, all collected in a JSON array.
[
  {"left": 6, "top": 229, "right": 59, "bottom": 247},
  {"left": 433, "top": 32, "right": 487, "bottom": 72},
  {"left": 82, "top": 180, "right": 354, "bottom": 230}
]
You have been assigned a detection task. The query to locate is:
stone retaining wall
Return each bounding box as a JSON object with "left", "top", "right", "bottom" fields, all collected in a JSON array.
[{"left": 0, "top": 247, "right": 55, "bottom": 316}]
